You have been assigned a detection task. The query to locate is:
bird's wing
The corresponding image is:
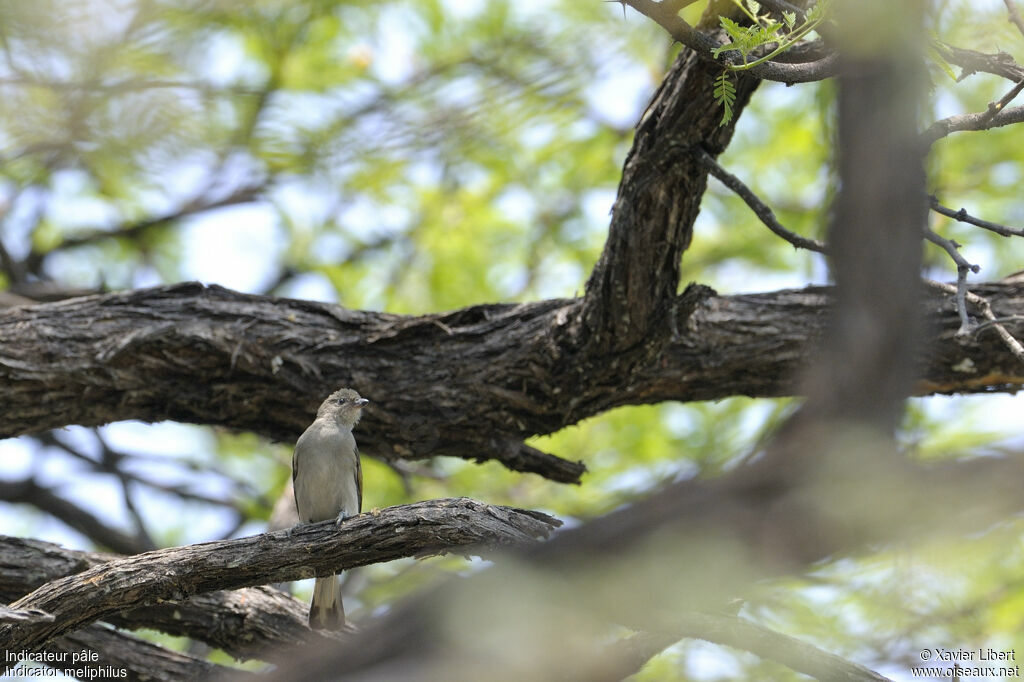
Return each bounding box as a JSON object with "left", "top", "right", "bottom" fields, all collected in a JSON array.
[{"left": 355, "top": 443, "right": 363, "bottom": 513}]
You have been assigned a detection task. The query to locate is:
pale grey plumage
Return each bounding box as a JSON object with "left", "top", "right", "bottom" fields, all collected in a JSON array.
[{"left": 292, "top": 387, "right": 366, "bottom": 630}]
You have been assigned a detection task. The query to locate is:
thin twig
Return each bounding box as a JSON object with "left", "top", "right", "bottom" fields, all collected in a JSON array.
[
  {"left": 696, "top": 148, "right": 828, "bottom": 253},
  {"left": 935, "top": 43, "right": 1024, "bottom": 83},
  {"left": 24, "top": 184, "right": 265, "bottom": 274},
  {"left": 921, "top": 103, "right": 1024, "bottom": 145},
  {"left": 923, "top": 228, "right": 982, "bottom": 275},
  {"left": 925, "top": 279, "right": 1024, "bottom": 362},
  {"left": 973, "top": 315, "right": 1024, "bottom": 333},
  {"left": 929, "top": 195, "right": 1024, "bottom": 238},
  {"left": 1004, "top": 0, "right": 1024, "bottom": 38},
  {"left": 95, "top": 430, "right": 157, "bottom": 551},
  {"left": 981, "top": 78, "right": 1024, "bottom": 124},
  {"left": 923, "top": 227, "right": 980, "bottom": 335},
  {"left": 621, "top": 0, "right": 838, "bottom": 84}
]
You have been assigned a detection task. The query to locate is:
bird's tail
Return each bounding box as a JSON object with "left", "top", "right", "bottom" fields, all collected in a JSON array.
[{"left": 309, "top": 573, "right": 345, "bottom": 630}]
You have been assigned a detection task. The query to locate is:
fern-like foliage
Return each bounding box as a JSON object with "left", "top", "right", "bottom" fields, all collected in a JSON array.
[
  {"left": 713, "top": 71, "right": 738, "bottom": 126},
  {"left": 710, "top": 0, "right": 832, "bottom": 126}
]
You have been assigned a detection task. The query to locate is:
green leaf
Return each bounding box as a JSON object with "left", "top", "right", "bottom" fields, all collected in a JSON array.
[
  {"left": 928, "top": 42, "right": 959, "bottom": 82},
  {"left": 719, "top": 16, "right": 749, "bottom": 42},
  {"left": 714, "top": 71, "right": 737, "bottom": 126}
]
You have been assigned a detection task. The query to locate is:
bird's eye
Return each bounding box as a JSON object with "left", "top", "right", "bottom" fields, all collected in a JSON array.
[{"left": 337, "top": 397, "right": 347, "bottom": 404}]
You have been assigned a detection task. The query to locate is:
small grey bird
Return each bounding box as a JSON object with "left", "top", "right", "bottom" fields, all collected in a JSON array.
[{"left": 292, "top": 387, "right": 367, "bottom": 630}]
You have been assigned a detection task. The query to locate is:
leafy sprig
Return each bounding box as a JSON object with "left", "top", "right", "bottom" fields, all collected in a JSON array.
[
  {"left": 711, "top": 0, "right": 832, "bottom": 125},
  {"left": 714, "top": 71, "right": 737, "bottom": 126}
]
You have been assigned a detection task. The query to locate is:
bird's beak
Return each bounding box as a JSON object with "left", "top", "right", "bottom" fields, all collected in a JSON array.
[{"left": 356, "top": 398, "right": 369, "bottom": 407}]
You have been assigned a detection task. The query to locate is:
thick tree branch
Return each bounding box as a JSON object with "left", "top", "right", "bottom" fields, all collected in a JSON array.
[
  {"left": 580, "top": 6, "right": 761, "bottom": 355},
  {"left": 0, "top": 536, "right": 337, "bottom": 661},
  {"left": 2, "top": 283, "right": 1024, "bottom": 481},
  {"left": 0, "top": 498, "right": 560, "bottom": 652}
]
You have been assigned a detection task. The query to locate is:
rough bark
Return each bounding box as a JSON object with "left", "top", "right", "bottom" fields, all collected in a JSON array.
[
  {"left": 39, "top": 626, "right": 238, "bottom": 681},
  {"left": 0, "top": 536, "right": 335, "bottom": 660},
  {"left": 1, "top": 283, "right": 1022, "bottom": 481},
  {"left": 578, "top": 26, "right": 760, "bottom": 356},
  {"left": 0, "top": 498, "right": 560, "bottom": 653}
]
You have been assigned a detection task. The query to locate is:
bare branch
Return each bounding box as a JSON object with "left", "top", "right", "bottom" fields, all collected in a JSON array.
[
  {"left": 982, "top": 78, "right": 1024, "bottom": 122},
  {"left": 935, "top": 43, "right": 1024, "bottom": 83},
  {"left": 923, "top": 226, "right": 980, "bottom": 335},
  {"left": 922, "top": 103, "right": 1024, "bottom": 146},
  {"left": 24, "top": 184, "right": 264, "bottom": 274},
  {"left": 0, "top": 498, "right": 560, "bottom": 652},
  {"left": 926, "top": 280, "right": 1024, "bottom": 363},
  {"left": 924, "top": 203, "right": 1024, "bottom": 359},
  {"left": 697, "top": 147, "right": 827, "bottom": 253},
  {"left": 0, "top": 477, "right": 152, "bottom": 555},
  {"left": 580, "top": 9, "right": 763, "bottom": 356},
  {"left": 757, "top": 0, "right": 807, "bottom": 22},
  {"left": 1003, "top": 0, "right": 1024, "bottom": 38},
  {"left": 0, "top": 536, "right": 336, "bottom": 661},
  {"left": 929, "top": 195, "right": 1024, "bottom": 238}
]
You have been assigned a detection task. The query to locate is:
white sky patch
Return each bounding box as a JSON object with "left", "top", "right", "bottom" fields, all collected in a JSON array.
[
  {"left": 181, "top": 204, "right": 284, "bottom": 291},
  {"left": 685, "top": 640, "right": 747, "bottom": 680},
  {"left": 581, "top": 188, "right": 616, "bottom": 228},
  {"left": 278, "top": 272, "right": 340, "bottom": 302},
  {"left": 495, "top": 186, "right": 537, "bottom": 224},
  {"left": 373, "top": 7, "right": 418, "bottom": 84},
  {"left": 102, "top": 421, "right": 213, "bottom": 459},
  {"left": 199, "top": 31, "right": 269, "bottom": 88},
  {"left": 585, "top": 61, "right": 653, "bottom": 129},
  {"left": 45, "top": 170, "right": 120, "bottom": 230},
  {"left": 443, "top": 0, "right": 487, "bottom": 19},
  {"left": 0, "top": 438, "right": 34, "bottom": 480}
]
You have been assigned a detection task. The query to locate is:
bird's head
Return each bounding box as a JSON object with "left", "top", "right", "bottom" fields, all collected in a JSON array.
[{"left": 317, "top": 388, "right": 368, "bottom": 427}]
